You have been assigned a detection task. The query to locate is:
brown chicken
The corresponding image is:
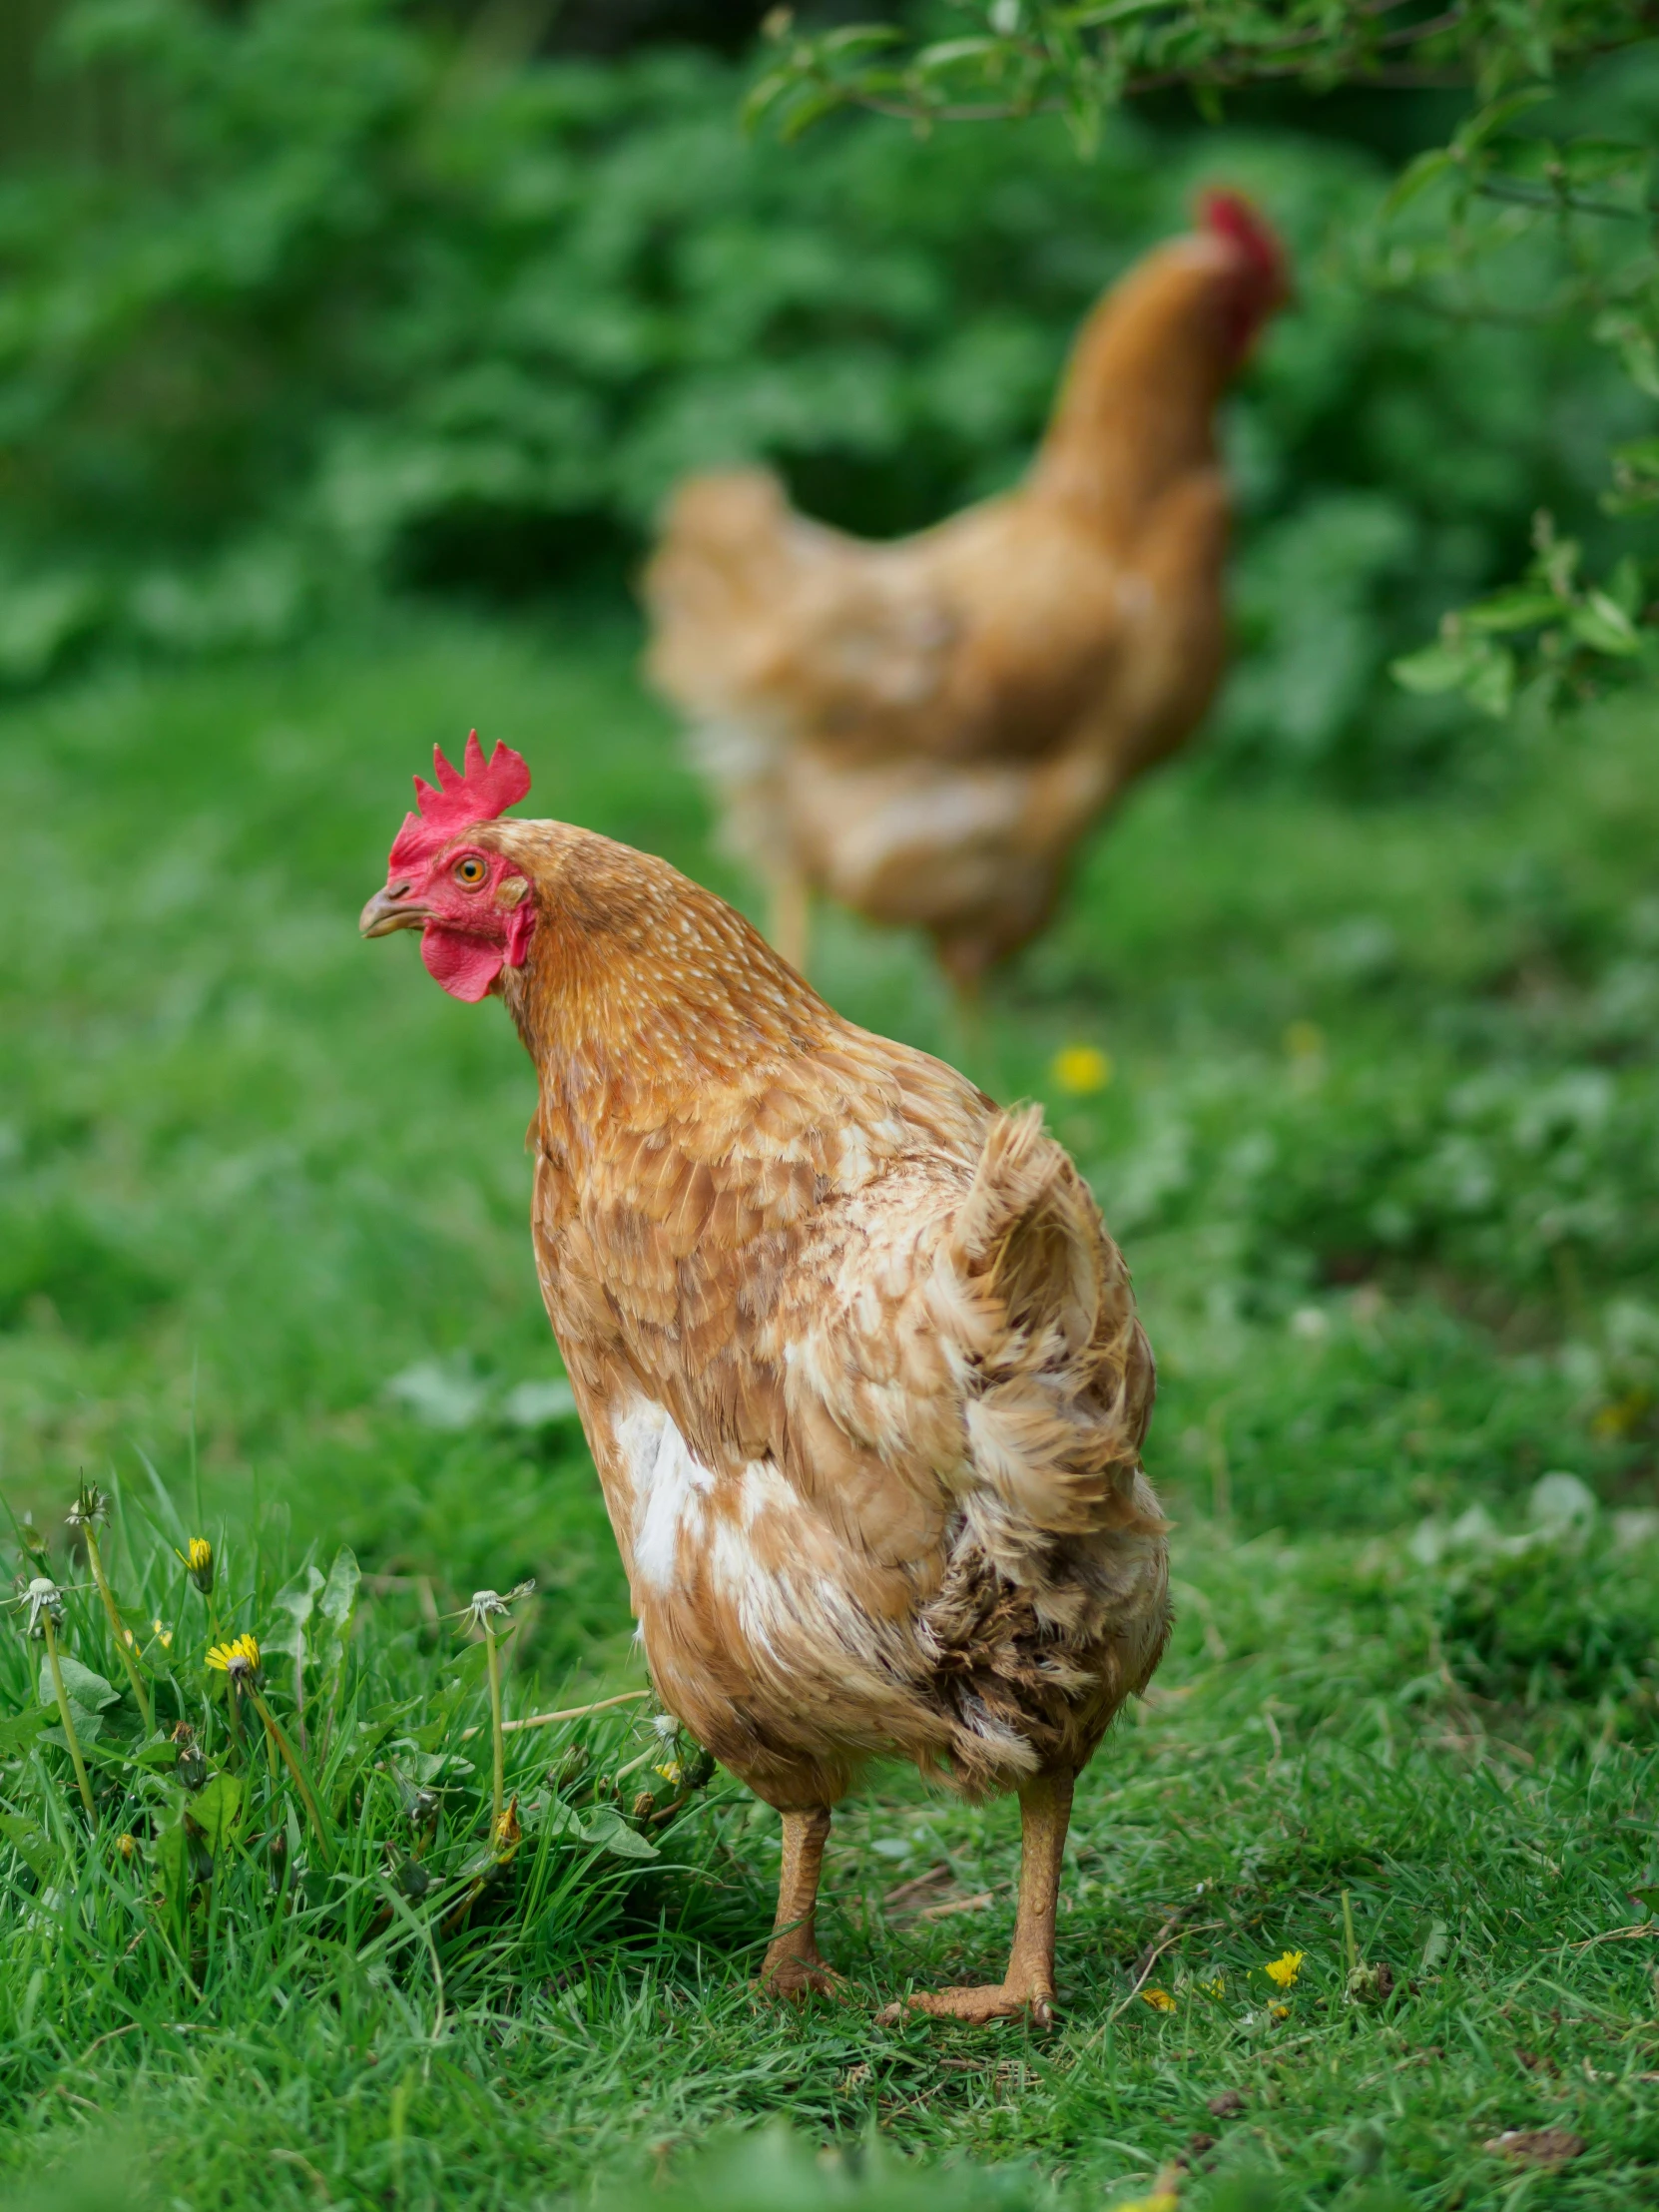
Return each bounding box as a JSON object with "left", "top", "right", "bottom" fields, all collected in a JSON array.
[
  {"left": 361, "top": 733, "right": 1169, "bottom": 2022},
  {"left": 644, "top": 193, "right": 1289, "bottom": 989}
]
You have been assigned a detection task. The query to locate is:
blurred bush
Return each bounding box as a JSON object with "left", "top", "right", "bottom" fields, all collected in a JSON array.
[{"left": 0, "top": 0, "right": 1640, "bottom": 782}]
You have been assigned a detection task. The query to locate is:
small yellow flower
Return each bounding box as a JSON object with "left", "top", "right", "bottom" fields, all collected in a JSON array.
[
  {"left": 491, "top": 1793, "right": 522, "bottom": 1862},
  {"left": 177, "top": 1537, "right": 215, "bottom": 1594},
  {"left": 152, "top": 1618, "right": 173, "bottom": 1650},
  {"left": 1110, "top": 2171, "right": 1182, "bottom": 2212},
  {"left": 1051, "top": 1043, "right": 1113, "bottom": 1097},
  {"left": 1593, "top": 1390, "right": 1650, "bottom": 1438},
  {"left": 1200, "top": 1973, "right": 1226, "bottom": 1997},
  {"left": 205, "top": 1632, "right": 261, "bottom": 1685},
  {"left": 654, "top": 1760, "right": 685, "bottom": 1787},
  {"left": 1264, "top": 1947, "right": 1304, "bottom": 1989},
  {"left": 1284, "top": 1020, "right": 1324, "bottom": 1062},
  {"left": 1268, "top": 2000, "right": 1291, "bottom": 2021},
  {"left": 1139, "top": 1985, "right": 1178, "bottom": 2012},
  {"left": 115, "top": 1833, "right": 137, "bottom": 1862}
]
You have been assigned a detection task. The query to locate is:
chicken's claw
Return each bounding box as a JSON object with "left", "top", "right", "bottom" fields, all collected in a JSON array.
[
  {"left": 759, "top": 1955, "right": 847, "bottom": 2004},
  {"left": 876, "top": 1983, "right": 1054, "bottom": 2029}
]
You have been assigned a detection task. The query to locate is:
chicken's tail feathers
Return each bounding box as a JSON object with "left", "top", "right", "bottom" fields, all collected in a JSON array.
[
  {"left": 943, "top": 1105, "right": 1156, "bottom": 1540},
  {"left": 643, "top": 466, "right": 807, "bottom": 718}
]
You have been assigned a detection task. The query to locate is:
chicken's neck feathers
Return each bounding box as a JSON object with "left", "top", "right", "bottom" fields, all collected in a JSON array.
[{"left": 1028, "top": 239, "right": 1240, "bottom": 538}]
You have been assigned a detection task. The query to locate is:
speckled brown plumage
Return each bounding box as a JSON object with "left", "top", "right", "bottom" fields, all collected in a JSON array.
[
  {"left": 643, "top": 198, "right": 1289, "bottom": 989},
  {"left": 366, "top": 803, "right": 1170, "bottom": 2020}
]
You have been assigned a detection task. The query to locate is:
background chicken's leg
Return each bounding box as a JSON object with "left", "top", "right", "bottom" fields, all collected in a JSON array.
[
  {"left": 760, "top": 1806, "right": 838, "bottom": 1997},
  {"left": 884, "top": 1769, "right": 1074, "bottom": 2026},
  {"left": 768, "top": 867, "right": 811, "bottom": 977}
]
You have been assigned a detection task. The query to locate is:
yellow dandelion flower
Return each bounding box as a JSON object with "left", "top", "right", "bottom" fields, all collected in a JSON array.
[
  {"left": 115, "top": 1834, "right": 137, "bottom": 1862},
  {"left": 1283, "top": 1020, "right": 1324, "bottom": 1062},
  {"left": 1264, "top": 1948, "right": 1304, "bottom": 1989},
  {"left": 654, "top": 1760, "right": 685, "bottom": 1787},
  {"left": 1051, "top": 1044, "right": 1113, "bottom": 1097},
  {"left": 205, "top": 1632, "right": 261, "bottom": 1685},
  {"left": 176, "top": 1536, "right": 215, "bottom": 1594},
  {"left": 1268, "top": 2000, "right": 1291, "bottom": 2021},
  {"left": 1110, "top": 2170, "right": 1182, "bottom": 2212},
  {"left": 152, "top": 1618, "right": 173, "bottom": 1650},
  {"left": 1139, "top": 1985, "right": 1178, "bottom": 2012},
  {"left": 1201, "top": 1973, "right": 1226, "bottom": 1997}
]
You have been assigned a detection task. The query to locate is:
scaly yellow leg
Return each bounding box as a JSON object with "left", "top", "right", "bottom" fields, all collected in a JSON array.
[
  {"left": 760, "top": 1806, "right": 840, "bottom": 1999},
  {"left": 881, "top": 1769, "right": 1073, "bottom": 2027}
]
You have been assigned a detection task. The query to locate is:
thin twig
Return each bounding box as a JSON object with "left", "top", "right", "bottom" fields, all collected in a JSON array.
[
  {"left": 460, "top": 1687, "right": 652, "bottom": 1741},
  {"left": 1569, "top": 1923, "right": 1659, "bottom": 1949}
]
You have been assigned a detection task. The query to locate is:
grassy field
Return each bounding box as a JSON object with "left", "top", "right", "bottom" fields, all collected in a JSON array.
[{"left": 4, "top": 607, "right": 1659, "bottom": 2209}]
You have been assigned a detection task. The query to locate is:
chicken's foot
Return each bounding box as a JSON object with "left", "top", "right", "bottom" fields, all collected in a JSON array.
[
  {"left": 879, "top": 1769, "right": 1073, "bottom": 2027},
  {"left": 760, "top": 1806, "right": 841, "bottom": 1999}
]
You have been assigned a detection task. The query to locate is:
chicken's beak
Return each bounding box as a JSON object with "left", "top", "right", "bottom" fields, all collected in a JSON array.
[{"left": 359, "top": 882, "right": 431, "bottom": 938}]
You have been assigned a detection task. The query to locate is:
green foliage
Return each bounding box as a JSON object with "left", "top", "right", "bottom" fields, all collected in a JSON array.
[
  {"left": 0, "top": 0, "right": 1640, "bottom": 784},
  {"left": 756, "top": 5, "right": 1659, "bottom": 713},
  {"left": 7, "top": 615, "right": 1659, "bottom": 2200},
  {"left": 749, "top": 3, "right": 1648, "bottom": 146},
  {"left": 1429, "top": 1505, "right": 1659, "bottom": 1714},
  {"left": 0, "top": 1473, "right": 723, "bottom": 2108}
]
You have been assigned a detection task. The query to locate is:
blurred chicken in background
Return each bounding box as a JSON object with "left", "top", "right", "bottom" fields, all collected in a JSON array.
[{"left": 644, "top": 193, "right": 1289, "bottom": 993}]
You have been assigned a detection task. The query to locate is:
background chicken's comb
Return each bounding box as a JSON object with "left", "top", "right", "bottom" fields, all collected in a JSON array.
[
  {"left": 1198, "top": 190, "right": 1287, "bottom": 289},
  {"left": 388, "top": 730, "right": 531, "bottom": 869}
]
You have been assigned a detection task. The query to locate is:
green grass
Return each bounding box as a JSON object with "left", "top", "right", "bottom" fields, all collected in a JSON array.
[{"left": 3, "top": 607, "right": 1659, "bottom": 2209}]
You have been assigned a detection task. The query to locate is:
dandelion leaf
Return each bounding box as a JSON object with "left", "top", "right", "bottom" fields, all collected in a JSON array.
[{"left": 579, "top": 1806, "right": 659, "bottom": 1861}]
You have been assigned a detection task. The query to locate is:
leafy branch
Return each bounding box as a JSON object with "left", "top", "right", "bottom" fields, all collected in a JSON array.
[
  {"left": 752, "top": 4, "right": 1659, "bottom": 715},
  {"left": 749, "top": 4, "right": 1655, "bottom": 150}
]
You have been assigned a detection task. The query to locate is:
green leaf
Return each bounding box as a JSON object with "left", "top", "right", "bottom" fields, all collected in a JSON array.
[
  {"left": 127, "top": 1733, "right": 187, "bottom": 1771},
  {"left": 38, "top": 1654, "right": 120, "bottom": 1715},
  {"left": 579, "top": 1806, "right": 660, "bottom": 1861},
  {"left": 0, "top": 1812, "right": 54, "bottom": 1879},
  {"left": 1459, "top": 588, "right": 1563, "bottom": 634},
  {"left": 191, "top": 1771, "right": 245, "bottom": 1852},
  {"left": 1457, "top": 88, "right": 1554, "bottom": 152},
  {"left": 1069, "top": 0, "right": 1171, "bottom": 24},
  {"left": 318, "top": 1547, "right": 360, "bottom": 1636},
  {"left": 1389, "top": 641, "right": 1480, "bottom": 695},
  {"left": 739, "top": 71, "right": 794, "bottom": 132},
  {"left": 1463, "top": 645, "right": 1517, "bottom": 717},
  {"left": 777, "top": 86, "right": 856, "bottom": 144},
  {"left": 267, "top": 1563, "right": 324, "bottom": 1659},
  {"left": 0, "top": 1708, "right": 48, "bottom": 1760},
  {"left": 915, "top": 40, "right": 1002, "bottom": 73},
  {"left": 1569, "top": 593, "right": 1642, "bottom": 657},
  {"left": 820, "top": 25, "right": 904, "bottom": 56},
  {"left": 1383, "top": 148, "right": 1455, "bottom": 217}
]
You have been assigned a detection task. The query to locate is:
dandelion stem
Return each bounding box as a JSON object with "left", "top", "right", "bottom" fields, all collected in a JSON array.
[
  {"left": 485, "top": 1626, "right": 505, "bottom": 1835},
  {"left": 226, "top": 1680, "right": 245, "bottom": 1766},
  {"left": 1342, "top": 1888, "right": 1359, "bottom": 1974},
  {"left": 41, "top": 1614, "right": 96, "bottom": 1820},
  {"left": 83, "top": 1524, "right": 154, "bottom": 1735},
  {"left": 249, "top": 1688, "right": 330, "bottom": 1864}
]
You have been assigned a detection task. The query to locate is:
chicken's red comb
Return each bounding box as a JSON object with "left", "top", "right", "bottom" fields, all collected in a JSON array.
[
  {"left": 1199, "top": 190, "right": 1287, "bottom": 291},
  {"left": 388, "top": 729, "right": 531, "bottom": 870}
]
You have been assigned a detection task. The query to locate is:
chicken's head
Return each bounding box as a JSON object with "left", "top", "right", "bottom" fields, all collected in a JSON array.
[
  {"left": 1200, "top": 190, "right": 1291, "bottom": 362},
  {"left": 359, "top": 730, "right": 537, "bottom": 1001}
]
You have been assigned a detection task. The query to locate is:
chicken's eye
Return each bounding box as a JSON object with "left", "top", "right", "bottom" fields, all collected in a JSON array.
[{"left": 454, "top": 855, "right": 489, "bottom": 888}]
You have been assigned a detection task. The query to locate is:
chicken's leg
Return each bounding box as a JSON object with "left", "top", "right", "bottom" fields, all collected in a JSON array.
[
  {"left": 883, "top": 1769, "right": 1073, "bottom": 2026},
  {"left": 760, "top": 1806, "right": 839, "bottom": 1999}
]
